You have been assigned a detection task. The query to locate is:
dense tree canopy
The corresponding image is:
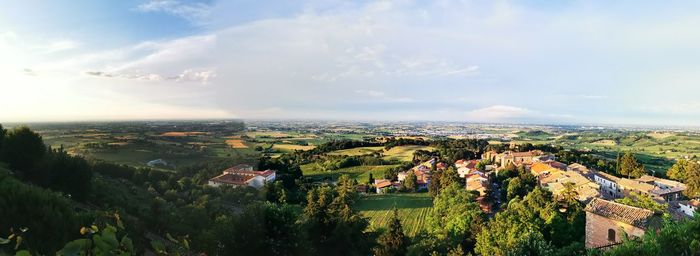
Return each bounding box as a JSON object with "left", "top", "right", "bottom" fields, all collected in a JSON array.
[
  {"left": 619, "top": 152, "right": 646, "bottom": 178},
  {"left": 402, "top": 171, "right": 417, "bottom": 192},
  {"left": 0, "top": 126, "right": 46, "bottom": 173},
  {"left": 302, "top": 176, "right": 373, "bottom": 256},
  {"left": 427, "top": 183, "right": 484, "bottom": 253},
  {"left": 374, "top": 208, "right": 409, "bottom": 256},
  {"left": 615, "top": 192, "right": 668, "bottom": 214},
  {"left": 667, "top": 159, "right": 700, "bottom": 198},
  {"left": 476, "top": 187, "right": 585, "bottom": 256},
  {"left": 0, "top": 169, "right": 81, "bottom": 254}
]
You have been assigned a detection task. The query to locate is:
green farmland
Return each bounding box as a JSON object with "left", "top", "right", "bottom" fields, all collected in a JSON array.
[
  {"left": 355, "top": 193, "right": 433, "bottom": 237},
  {"left": 302, "top": 164, "right": 397, "bottom": 182}
]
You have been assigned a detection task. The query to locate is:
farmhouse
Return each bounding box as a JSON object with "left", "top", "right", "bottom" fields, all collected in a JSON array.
[
  {"left": 208, "top": 164, "right": 276, "bottom": 189},
  {"left": 398, "top": 169, "right": 431, "bottom": 190},
  {"left": 375, "top": 179, "right": 401, "bottom": 194},
  {"left": 584, "top": 198, "right": 656, "bottom": 249},
  {"left": 677, "top": 200, "right": 699, "bottom": 217}
]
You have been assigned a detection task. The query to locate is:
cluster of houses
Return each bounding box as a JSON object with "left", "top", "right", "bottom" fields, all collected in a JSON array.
[
  {"left": 207, "top": 164, "right": 276, "bottom": 189},
  {"left": 374, "top": 158, "right": 442, "bottom": 193},
  {"left": 477, "top": 150, "right": 698, "bottom": 249},
  {"left": 207, "top": 151, "right": 699, "bottom": 250}
]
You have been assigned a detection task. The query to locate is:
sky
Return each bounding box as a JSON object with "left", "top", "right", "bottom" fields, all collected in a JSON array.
[{"left": 2, "top": 0, "right": 700, "bottom": 126}]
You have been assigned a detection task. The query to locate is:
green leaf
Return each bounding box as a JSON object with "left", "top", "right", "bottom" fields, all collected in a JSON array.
[
  {"left": 14, "top": 250, "right": 31, "bottom": 256},
  {"left": 14, "top": 236, "right": 22, "bottom": 250},
  {"left": 59, "top": 239, "right": 89, "bottom": 256},
  {"left": 120, "top": 236, "right": 134, "bottom": 253},
  {"left": 166, "top": 233, "right": 178, "bottom": 243},
  {"left": 182, "top": 238, "right": 190, "bottom": 250},
  {"left": 150, "top": 240, "right": 166, "bottom": 253},
  {"left": 101, "top": 227, "right": 119, "bottom": 249}
]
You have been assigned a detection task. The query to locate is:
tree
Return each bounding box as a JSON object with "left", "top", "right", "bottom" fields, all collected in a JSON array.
[
  {"left": 619, "top": 152, "right": 645, "bottom": 178},
  {"left": 615, "top": 192, "right": 668, "bottom": 214},
  {"left": 686, "top": 164, "right": 700, "bottom": 198},
  {"left": 440, "top": 167, "right": 462, "bottom": 190},
  {"left": 402, "top": 171, "right": 417, "bottom": 192},
  {"left": 476, "top": 187, "right": 582, "bottom": 255},
  {"left": 0, "top": 124, "right": 5, "bottom": 153},
  {"left": 505, "top": 177, "right": 534, "bottom": 202},
  {"left": 427, "top": 183, "right": 484, "bottom": 253},
  {"left": 0, "top": 126, "right": 46, "bottom": 173},
  {"left": 561, "top": 182, "right": 578, "bottom": 206},
  {"left": 0, "top": 170, "right": 80, "bottom": 254},
  {"left": 368, "top": 173, "right": 375, "bottom": 185},
  {"left": 667, "top": 159, "right": 700, "bottom": 198},
  {"left": 374, "top": 208, "right": 408, "bottom": 256},
  {"left": 302, "top": 182, "right": 371, "bottom": 256},
  {"left": 209, "top": 202, "right": 307, "bottom": 255},
  {"left": 605, "top": 215, "right": 700, "bottom": 256},
  {"left": 668, "top": 159, "right": 694, "bottom": 181},
  {"left": 429, "top": 170, "right": 443, "bottom": 197}
]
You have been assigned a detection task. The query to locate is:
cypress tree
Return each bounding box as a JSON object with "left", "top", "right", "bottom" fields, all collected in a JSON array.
[{"left": 373, "top": 208, "right": 408, "bottom": 256}]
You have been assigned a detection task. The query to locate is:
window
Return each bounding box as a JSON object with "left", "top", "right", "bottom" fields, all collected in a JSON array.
[{"left": 607, "top": 229, "right": 616, "bottom": 242}]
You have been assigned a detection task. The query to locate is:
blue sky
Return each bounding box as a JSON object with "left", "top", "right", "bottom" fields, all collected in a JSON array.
[{"left": 1, "top": 1, "right": 700, "bottom": 126}]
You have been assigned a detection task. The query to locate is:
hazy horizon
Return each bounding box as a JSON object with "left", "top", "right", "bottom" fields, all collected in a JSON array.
[{"left": 3, "top": 1, "right": 700, "bottom": 125}]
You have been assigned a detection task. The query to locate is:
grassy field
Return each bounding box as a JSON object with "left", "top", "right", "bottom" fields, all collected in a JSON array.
[
  {"left": 382, "top": 145, "right": 435, "bottom": 162},
  {"left": 272, "top": 144, "right": 317, "bottom": 151},
  {"left": 355, "top": 193, "right": 433, "bottom": 237},
  {"left": 302, "top": 164, "right": 397, "bottom": 182},
  {"left": 327, "top": 146, "right": 384, "bottom": 156}
]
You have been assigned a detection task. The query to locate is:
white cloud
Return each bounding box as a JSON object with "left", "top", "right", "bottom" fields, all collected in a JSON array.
[
  {"left": 466, "top": 105, "right": 533, "bottom": 121},
  {"left": 6, "top": 1, "right": 700, "bottom": 124},
  {"left": 354, "top": 90, "right": 385, "bottom": 97},
  {"left": 84, "top": 68, "right": 216, "bottom": 84},
  {"left": 45, "top": 40, "right": 80, "bottom": 53},
  {"left": 136, "top": 0, "right": 211, "bottom": 24}
]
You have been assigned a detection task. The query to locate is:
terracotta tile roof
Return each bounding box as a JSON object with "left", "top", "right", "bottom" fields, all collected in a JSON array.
[
  {"left": 375, "top": 179, "right": 393, "bottom": 189},
  {"left": 209, "top": 173, "right": 252, "bottom": 185},
  {"left": 509, "top": 151, "right": 541, "bottom": 157},
  {"left": 546, "top": 161, "right": 568, "bottom": 170},
  {"left": 618, "top": 178, "right": 656, "bottom": 193},
  {"left": 531, "top": 162, "right": 559, "bottom": 175},
  {"left": 690, "top": 200, "right": 700, "bottom": 207},
  {"left": 585, "top": 198, "right": 654, "bottom": 228},
  {"left": 596, "top": 171, "right": 621, "bottom": 182},
  {"left": 637, "top": 175, "right": 686, "bottom": 189}
]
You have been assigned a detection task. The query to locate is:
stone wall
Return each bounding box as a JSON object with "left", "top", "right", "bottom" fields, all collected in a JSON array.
[{"left": 585, "top": 212, "right": 646, "bottom": 248}]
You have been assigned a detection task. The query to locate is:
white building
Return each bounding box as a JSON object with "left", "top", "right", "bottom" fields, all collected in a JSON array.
[
  {"left": 678, "top": 200, "right": 699, "bottom": 217},
  {"left": 208, "top": 164, "right": 276, "bottom": 189}
]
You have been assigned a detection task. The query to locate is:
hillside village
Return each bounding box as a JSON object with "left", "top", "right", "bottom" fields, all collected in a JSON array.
[{"left": 207, "top": 144, "right": 698, "bottom": 251}]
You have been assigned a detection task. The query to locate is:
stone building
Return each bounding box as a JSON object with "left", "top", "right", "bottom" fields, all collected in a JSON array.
[{"left": 584, "top": 198, "right": 656, "bottom": 249}]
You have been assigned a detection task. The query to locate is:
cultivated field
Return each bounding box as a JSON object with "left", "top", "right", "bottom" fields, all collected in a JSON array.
[
  {"left": 225, "top": 139, "right": 247, "bottom": 148},
  {"left": 160, "top": 131, "right": 208, "bottom": 137},
  {"left": 302, "top": 164, "right": 397, "bottom": 182},
  {"left": 355, "top": 193, "right": 433, "bottom": 237},
  {"left": 382, "top": 145, "right": 435, "bottom": 162},
  {"left": 272, "top": 144, "right": 316, "bottom": 151},
  {"left": 327, "top": 146, "right": 384, "bottom": 156}
]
